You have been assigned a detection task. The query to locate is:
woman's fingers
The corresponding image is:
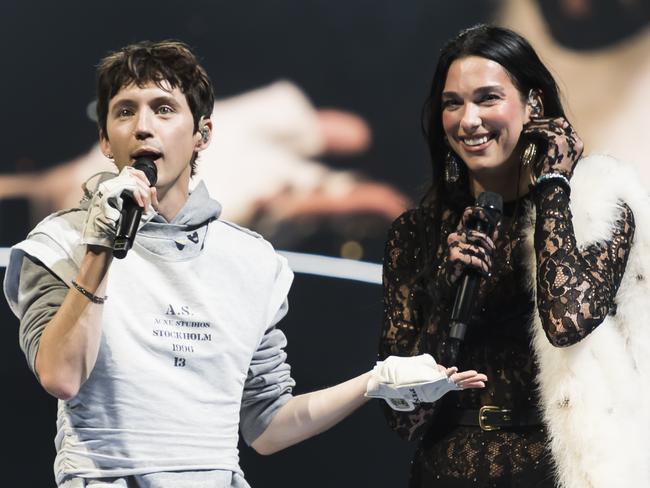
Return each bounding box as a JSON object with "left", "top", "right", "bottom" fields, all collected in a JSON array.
[
  {"left": 449, "top": 241, "right": 492, "bottom": 274},
  {"left": 460, "top": 205, "right": 487, "bottom": 224},
  {"left": 467, "top": 230, "right": 495, "bottom": 253},
  {"left": 460, "top": 206, "right": 496, "bottom": 233},
  {"left": 523, "top": 116, "right": 583, "bottom": 179},
  {"left": 440, "top": 204, "right": 500, "bottom": 286}
]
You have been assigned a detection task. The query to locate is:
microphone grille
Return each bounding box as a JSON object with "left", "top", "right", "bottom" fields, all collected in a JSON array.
[
  {"left": 133, "top": 158, "right": 158, "bottom": 186},
  {"left": 477, "top": 191, "right": 503, "bottom": 215}
]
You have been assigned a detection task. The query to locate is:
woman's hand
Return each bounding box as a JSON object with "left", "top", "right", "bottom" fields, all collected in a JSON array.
[
  {"left": 523, "top": 117, "right": 584, "bottom": 182},
  {"left": 435, "top": 206, "right": 498, "bottom": 294}
]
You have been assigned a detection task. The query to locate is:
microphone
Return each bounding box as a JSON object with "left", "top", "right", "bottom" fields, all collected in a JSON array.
[
  {"left": 113, "top": 158, "right": 158, "bottom": 259},
  {"left": 446, "top": 191, "right": 502, "bottom": 363}
]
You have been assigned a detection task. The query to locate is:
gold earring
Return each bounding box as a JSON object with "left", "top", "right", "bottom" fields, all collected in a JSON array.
[
  {"left": 105, "top": 153, "right": 113, "bottom": 159},
  {"left": 521, "top": 142, "right": 537, "bottom": 168}
]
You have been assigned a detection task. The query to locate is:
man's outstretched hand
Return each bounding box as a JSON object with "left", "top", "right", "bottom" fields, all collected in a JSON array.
[{"left": 366, "top": 354, "right": 487, "bottom": 411}]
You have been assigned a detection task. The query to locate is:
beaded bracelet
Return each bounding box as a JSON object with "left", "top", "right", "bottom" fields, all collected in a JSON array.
[
  {"left": 534, "top": 173, "right": 571, "bottom": 197},
  {"left": 71, "top": 280, "right": 107, "bottom": 304}
]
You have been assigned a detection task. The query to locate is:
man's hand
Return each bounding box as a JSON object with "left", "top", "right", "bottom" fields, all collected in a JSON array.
[
  {"left": 366, "top": 354, "right": 487, "bottom": 411},
  {"left": 251, "top": 354, "right": 486, "bottom": 454},
  {"left": 81, "top": 166, "right": 157, "bottom": 248}
]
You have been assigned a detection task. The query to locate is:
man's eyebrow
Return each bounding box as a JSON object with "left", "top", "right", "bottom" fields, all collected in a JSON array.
[
  {"left": 148, "top": 95, "right": 181, "bottom": 107},
  {"left": 111, "top": 99, "right": 136, "bottom": 109},
  {"left": 110, "top": 95, "right": 180, "bottom": 111}
]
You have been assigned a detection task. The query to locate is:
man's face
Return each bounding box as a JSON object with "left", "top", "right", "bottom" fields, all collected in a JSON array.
[{"left": 100, "top": 80, "right": 207, "bottom": 200}]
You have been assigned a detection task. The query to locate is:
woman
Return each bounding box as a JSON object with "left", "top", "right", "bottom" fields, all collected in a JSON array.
[{"left": 379, "top": 25, "right": 650, "bottom": 487}]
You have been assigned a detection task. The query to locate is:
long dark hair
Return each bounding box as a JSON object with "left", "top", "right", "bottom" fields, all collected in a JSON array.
[
  {"left": 411, "top": 25, "right": 567, "bottom": 309},
  {"left": 421, "top": 24, "right": 566, "bottom": 208}
]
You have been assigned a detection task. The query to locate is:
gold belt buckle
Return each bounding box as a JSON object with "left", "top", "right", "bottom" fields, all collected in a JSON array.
[{"left": 479, "top": 405, "right": 511, "bottom": 432}]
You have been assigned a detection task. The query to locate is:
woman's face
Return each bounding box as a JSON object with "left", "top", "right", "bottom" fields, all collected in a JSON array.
[{"left": 441, "top": 56, "right": 532, "bottom": 180}]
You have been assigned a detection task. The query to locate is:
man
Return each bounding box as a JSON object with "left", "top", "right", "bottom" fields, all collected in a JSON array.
[
  {"left": 3, "top": 40, "right": 485, "bottom": 487},
  {"left": 0, "top": 81, "right": 409, "bottom": 231}
]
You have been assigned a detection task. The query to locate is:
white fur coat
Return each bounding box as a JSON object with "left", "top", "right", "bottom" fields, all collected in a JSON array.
[{"left": 522, "top": 155, "right": 650, "bottom": 488}]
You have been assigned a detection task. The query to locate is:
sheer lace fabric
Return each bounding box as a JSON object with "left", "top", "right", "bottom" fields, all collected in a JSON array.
[
  {"left": 533, "top": 184, "right": 634, "bottom": 346},
  {"left": 379, "top": 188, "right": 634, "bottom": 486}
]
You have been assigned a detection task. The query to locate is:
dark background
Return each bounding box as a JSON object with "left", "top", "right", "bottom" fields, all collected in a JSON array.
[{"left": 1, "top": 1, "right": 647, "bottom": 486}]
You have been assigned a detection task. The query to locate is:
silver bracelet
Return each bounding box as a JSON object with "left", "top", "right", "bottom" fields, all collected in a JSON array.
[
  {"left": 535, "top": 173, "right": 571, "bottom": 195},
  {"left": 71, "top": 280, "right": 107, "bottom": 304}
]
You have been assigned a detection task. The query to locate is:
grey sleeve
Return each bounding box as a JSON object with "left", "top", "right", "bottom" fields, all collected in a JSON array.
[
  {"left": 16, "top": 255, "right": 68, "bottom": 374},
  {"left": 239, "top": 299, "right": 295, "bottom": 446}
]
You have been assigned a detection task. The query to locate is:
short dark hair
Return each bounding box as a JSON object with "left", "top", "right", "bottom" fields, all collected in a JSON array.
[
  {"left": 422, "top": 24, "right": 566, "bottom": 206},
  {"left": 96, "top": 40, "right": 215, "bottom": 175}
]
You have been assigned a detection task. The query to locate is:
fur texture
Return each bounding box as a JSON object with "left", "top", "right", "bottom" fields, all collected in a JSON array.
[{"left": 521, "top": 155, "right": 650, "bottom": 488}]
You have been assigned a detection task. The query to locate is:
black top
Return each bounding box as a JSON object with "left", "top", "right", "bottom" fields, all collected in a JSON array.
[{"left": 379, "top": 184, "right": 634, "bottom": 487}]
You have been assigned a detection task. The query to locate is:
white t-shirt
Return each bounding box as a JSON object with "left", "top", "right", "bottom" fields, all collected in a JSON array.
[{"left": 4, "top": 182, "right": 295, "bottom": 485}]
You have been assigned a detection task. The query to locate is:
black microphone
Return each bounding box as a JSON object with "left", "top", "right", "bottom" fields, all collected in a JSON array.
[
  {"left": 446, "top": 191, "right": 503, "bottom": 364},
  {"left": 113, "top": 158, "right": 158, "bottom": 259}
]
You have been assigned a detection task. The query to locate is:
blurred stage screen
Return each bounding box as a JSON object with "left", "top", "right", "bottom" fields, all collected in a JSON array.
[{"left": 1, "top": 0, "right": 647, "bottom": 486}]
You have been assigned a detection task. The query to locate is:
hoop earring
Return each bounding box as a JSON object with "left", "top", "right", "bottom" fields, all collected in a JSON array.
[
  {"left": 521, "top": 142, "right": 538, "bottom": 168},
  {"left": 445, "top": 150, "right": 461, "bottom": 184}
]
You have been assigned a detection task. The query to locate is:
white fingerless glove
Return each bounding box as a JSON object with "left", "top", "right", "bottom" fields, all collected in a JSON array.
[
  {"left": 366, "top": 354, "right": 459, "bottom": 411},
  {"left": 81, "top": 167, "right": 148, "bottom": 248}
]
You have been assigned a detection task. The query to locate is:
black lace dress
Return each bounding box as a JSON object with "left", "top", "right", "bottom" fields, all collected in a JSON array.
[{"left": 379, "top": 184, "right": 634, "bottom": 487}]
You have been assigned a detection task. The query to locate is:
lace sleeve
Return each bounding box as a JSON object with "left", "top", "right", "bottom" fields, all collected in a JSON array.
[
  {"left": 381, "top": 211, "right": 425, "bottom": 357},
  {"left": 379, "top": 210, "right": 439, "bottom": 441},
  {"left": 533, "top": 184, "right": 635, "bottom": 347}
]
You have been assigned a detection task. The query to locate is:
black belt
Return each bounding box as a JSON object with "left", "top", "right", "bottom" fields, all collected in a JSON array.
[{"left": 454, "top": 406, "right": 542, "bottom": 431}]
